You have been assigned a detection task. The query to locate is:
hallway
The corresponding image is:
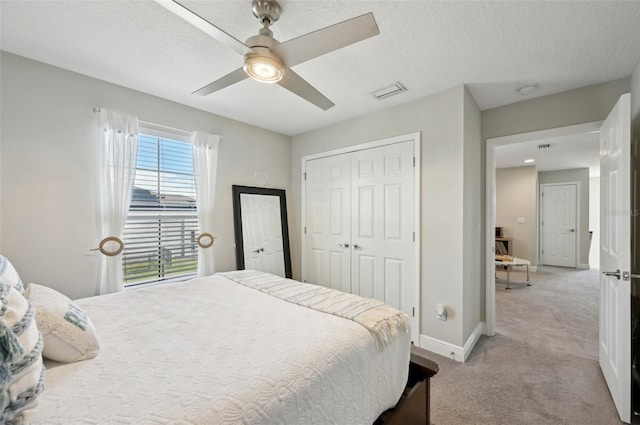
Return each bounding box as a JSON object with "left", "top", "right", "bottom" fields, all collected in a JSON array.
[{"left": 427, "top": 266, "right": 622, "bottom": 425}]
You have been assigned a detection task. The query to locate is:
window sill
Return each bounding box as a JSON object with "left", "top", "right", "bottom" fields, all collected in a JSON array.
[{"left": 123, "top": 274, "right": 196, "bottom": 291}]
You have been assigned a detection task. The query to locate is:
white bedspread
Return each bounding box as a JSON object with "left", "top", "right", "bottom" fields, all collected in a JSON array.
[{"left": 32, "top": 274, "right": 410, "bottom": 425}]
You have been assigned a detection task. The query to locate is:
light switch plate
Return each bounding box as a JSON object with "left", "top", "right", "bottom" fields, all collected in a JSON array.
[{"left": 517, "top": 216, "right": 526, "bottom": 224}]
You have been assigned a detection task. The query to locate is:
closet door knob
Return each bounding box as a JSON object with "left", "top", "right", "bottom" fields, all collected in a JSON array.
[
  {"left": 337, "top": 243, "right": 350, "bottom": 248},
  {"left": 353, "top": 244, "right": 362, "bottom": 250}
]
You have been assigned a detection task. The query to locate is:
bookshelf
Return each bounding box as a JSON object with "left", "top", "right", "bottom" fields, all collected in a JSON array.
[{"left": 495, "top": 237, "right": 512, "bottom": 256}]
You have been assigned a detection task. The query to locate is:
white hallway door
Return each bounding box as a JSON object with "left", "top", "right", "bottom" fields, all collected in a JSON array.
[
  {"left": 304, "top": 139, "right": 418, "bottom": 342},
  {"left": 540, "top": 184, "right": 577, "bottom": 267},
  {"left": 599, "top": 93, "right": 631, "bottom": 423}
]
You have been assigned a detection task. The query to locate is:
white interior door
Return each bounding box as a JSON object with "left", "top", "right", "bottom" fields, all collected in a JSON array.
[
  {"left": 304, "top": 154, "right": 352, "bottom": 292},
  {"left": 599, "top": 93, "right": 631, "bottom": 423},
  {"left": 350, "top": 142, "right": 415, "bottom": 327},
  {"left": 540, "top": 184, "right": 577, "bottom": 267}
]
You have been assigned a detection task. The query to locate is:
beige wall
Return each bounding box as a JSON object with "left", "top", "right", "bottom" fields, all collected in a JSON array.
[
  {"left": 0, "top": 52, "right": 291, "bottom": 299},
  {"left": 462, "top": 88, "right": 482, "bottom": 342},
  {"left": 496, "top": 166, "right": 538, "bottom": 264},
  {"left": 483, "top": 78, "right": 631, "bottom": 139},
  {"left": 538, "top": 168, "right": 590, "bottom": 267},
  {"left": 291, "top": 85, "right": 482, "bottom": 349}
]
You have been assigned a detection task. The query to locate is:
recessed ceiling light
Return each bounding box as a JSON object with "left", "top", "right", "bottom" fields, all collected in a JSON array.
[
  {"left": 524, "top": 159, "right": 535, "bottom": 163},
  {"left": 517, "top": 84, "right": 539, "bottom": 96}
]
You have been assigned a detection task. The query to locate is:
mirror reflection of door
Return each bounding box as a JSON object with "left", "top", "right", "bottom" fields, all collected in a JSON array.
[
  {"left": 232, "top": 185, "right": 292, "bottom": 278},
  {"left": 240, "top": 193, "right": 285, "bottom": 277}
]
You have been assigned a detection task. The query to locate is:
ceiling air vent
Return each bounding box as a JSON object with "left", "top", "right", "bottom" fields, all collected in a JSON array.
[
  {"left": 372, "top": 82, "right": 407, "bottom": 100},
  {"left": 538, "top": 144, "right": 551, "bottom": 150}
]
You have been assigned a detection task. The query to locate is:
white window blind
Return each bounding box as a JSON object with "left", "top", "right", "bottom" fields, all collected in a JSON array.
[{"left": 122, "top": 128, "right": 198, "bottom": 286}]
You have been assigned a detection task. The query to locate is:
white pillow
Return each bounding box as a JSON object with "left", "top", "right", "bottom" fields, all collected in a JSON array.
[
  {"left": 25, "top": 283, "right": 100, "bottom": 363},
  {"left": 0, "top": 283, "right": 45, "bottom": 424},
  {"left": 0, "top": 254, "right": 25, "bottom": 294}
]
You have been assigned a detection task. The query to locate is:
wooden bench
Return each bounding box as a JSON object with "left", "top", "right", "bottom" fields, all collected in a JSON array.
[{"left": 376, "top": 345, "right": 439, "bottom": 425}]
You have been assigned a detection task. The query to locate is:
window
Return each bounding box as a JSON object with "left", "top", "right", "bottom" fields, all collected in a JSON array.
[{"left": 122, "top": 127, "right": 198, "bottom": 286}]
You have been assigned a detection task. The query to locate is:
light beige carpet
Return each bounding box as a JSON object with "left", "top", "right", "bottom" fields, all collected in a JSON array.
[{"left": 425, "top": 266, "right": 623, "bottom": 425}]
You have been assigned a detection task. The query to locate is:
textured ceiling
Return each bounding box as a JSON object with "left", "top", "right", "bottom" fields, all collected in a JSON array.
[
  {"left": 495, "top": 131, "right": 601, "bottom": 176},
  {"left": 1, "top": 1, "right": 640, "bottom": 136}
]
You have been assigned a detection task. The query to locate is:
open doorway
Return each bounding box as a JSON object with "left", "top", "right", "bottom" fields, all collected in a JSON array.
[{"left": 485, "top": 121, "right": 602, "bottom": 336}]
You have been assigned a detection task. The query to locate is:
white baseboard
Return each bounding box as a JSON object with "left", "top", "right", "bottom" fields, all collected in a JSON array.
[
  {"left": 419, "top": 322, "right": 484, "bottom": 363},
  {"left": 577, "top": 263, "right": 590, "bottom": 270}
]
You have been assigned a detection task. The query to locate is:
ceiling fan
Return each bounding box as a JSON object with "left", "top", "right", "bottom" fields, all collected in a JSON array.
[{"left": 154, "top": 0, "right": 380, "bottom": 110}]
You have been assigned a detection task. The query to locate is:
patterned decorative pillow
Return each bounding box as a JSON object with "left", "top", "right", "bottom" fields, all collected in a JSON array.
[
  {"left": 0, "top": 283, "right": 45, "bottom": 425},
  {"left": 25, "top": 283, "right": 99, "bottom": 363},
  {"left": 0, "top": 255, "right": 25, "bottom": 294}
]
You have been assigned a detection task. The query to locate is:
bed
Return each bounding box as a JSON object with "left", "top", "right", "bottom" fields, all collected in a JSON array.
[{"left": 30, "top": 270, "right": 422, "bottom": 424}]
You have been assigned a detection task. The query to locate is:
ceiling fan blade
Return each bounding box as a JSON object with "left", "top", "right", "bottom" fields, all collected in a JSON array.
[
  {"left": 193, "top": 67, "right": 248, "bottom": 96},
  {"left": 154, "top": 0, "right": 248, "bottom": 57},
  {"left": 275, "top": 13, "right": 379, "bottom": 67},
  {"left": 277, "top": 69, "right": 335, "bottom": 110}
]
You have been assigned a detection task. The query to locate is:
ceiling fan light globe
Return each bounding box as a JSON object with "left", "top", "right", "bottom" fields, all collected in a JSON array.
[{"left": 243, "top": 55, "right": 284, "bottom": 83}]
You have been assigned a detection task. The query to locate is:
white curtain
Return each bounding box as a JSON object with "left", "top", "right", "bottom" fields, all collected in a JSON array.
[
  {"left": 192, "top": 131, "right": 221, "bottom": 277},
  {"left": 97, "top": 109, "right": 139, "bottom": 294}
]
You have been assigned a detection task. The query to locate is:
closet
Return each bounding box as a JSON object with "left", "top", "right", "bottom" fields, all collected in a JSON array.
[{"left": 302, "top": 133, "right": 420, "bottom": 342}]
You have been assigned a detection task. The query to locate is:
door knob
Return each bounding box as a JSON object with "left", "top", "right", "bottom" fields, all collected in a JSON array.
[
  {"left": 602, "top": 269, "right": 621, "bottom": 280},
  {"left": 569, "top": 229, "right": 575, "bottom": 232},
  {"left": 252, "top": 247, "right": 264, "bottom": 254},
  {"left": 353, "top": 244, "right": 362, "bottom": 250},
  {"left": 337, "top": 243, "right": 350, "bottom": 248}
]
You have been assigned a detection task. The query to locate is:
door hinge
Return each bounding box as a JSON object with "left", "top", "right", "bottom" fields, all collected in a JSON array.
[
  {"left": 541, "top": 250, "right": 544, "bottom": 254},
  {"left": 303, "top": 172, "right": 307, "bottom": 180},
  {"left": 413, "top": 157, "right": 416, "bottom": 167},
  {"left": 304, "top": 226, "right": 306, "bottom": 234},
  {"left": 413, "top": 232, "right": 415, "bottom": 242},
  {"left": 412, "top": 307, "right": 415, "bottom": 317}
]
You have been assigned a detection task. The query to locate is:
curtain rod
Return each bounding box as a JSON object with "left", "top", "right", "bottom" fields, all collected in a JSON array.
[
  {"left": 139, "top": 120, "right": 193, "bottom": 137},
  {"left": 93, "top": 107, "right": 193, "bottom": 136}
]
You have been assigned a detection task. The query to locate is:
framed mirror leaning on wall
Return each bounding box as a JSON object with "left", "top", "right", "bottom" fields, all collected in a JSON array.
[{"left": 232, "top": 185, "right": 292, "bottom": 278}]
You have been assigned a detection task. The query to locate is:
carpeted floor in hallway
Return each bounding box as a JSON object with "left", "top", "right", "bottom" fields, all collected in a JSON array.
[{"left": 425, "top": 266, "right": 623, "bottom": 425}]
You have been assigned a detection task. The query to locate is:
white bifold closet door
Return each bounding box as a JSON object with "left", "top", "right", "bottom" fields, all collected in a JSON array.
[
  {"left": 304, "top": 141, "right": 416, "bottom": 337},
  {"left": 306, "top": 153, "right": 352, "bottom": 293}
]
